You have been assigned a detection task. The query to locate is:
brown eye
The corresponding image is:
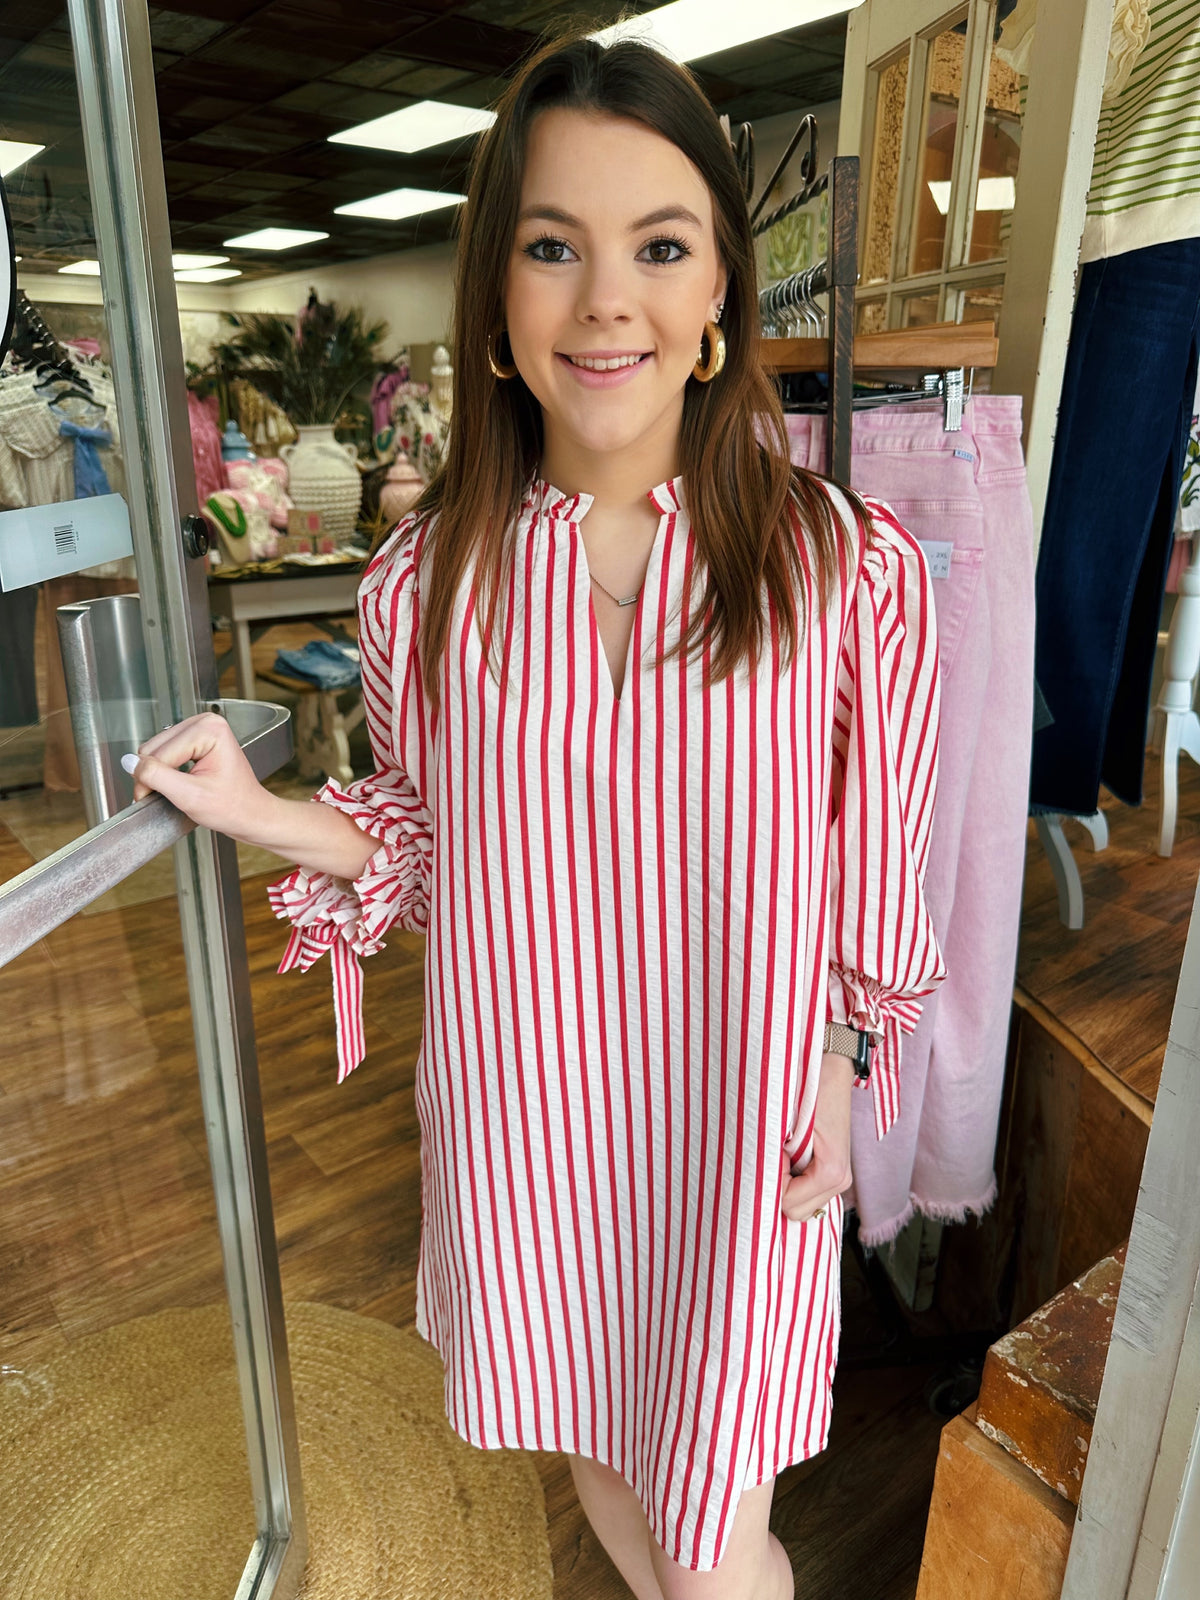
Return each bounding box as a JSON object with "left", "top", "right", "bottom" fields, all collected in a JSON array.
[
  {"left": 524, "top": 235, "right": 575, "bottom": 264},
  {"left": 640, "top": 236, "right": 692, "bottom": 265}
]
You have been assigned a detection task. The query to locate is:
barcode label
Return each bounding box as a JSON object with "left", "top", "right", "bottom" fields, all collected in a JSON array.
[{"left": 54, "top": 523, "right": 79, "bottom": 556}]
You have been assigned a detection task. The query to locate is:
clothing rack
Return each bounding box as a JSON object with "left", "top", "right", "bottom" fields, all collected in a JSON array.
[
  {"left": 745, "top": 114, "right": 1000, "bottom": 483},
  {"left": 8, "top": 288, "right": 89, "bottom": 387}
]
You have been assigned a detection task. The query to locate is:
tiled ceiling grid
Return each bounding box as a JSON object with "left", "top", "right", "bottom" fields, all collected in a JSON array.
[{"left": 2, "top": 1, "right": 846, "bottom": 281}]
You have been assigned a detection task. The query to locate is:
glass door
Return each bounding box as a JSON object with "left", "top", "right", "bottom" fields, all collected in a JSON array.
[{"left": 0, "top": 3, "right": 304, "bottom": 1596}]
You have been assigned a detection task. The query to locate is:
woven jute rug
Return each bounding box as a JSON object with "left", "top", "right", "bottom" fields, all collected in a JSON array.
[{"left": 0, "top": 1301, "right": 554, "bottom": 1600}]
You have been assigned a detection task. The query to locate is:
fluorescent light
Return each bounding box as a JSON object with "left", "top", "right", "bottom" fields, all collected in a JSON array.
[
  {"left": 927, "top": 176, "right": 1016, "bottom": 216},
  {"left": 174, "top": 267, "right": 242, "bottom": 282},
  {"left": 171, "top": 253, "right": 229, "bottom": 269},
  {"left": 329, "top": 100, "right": 496, "bottom": 154},
  {"left": 334, "top": 187, "right": 466, "bottom": 221},
  {"left": 223, "top": 227, "right": 329, "bottom": 250},
  {"left": 58, "top": 259, "right": 102, "bottom": 275},
  {"left": 0, "top": 140, "right": 44, "bottom": 177},
  {"left": 592, "top": 0, "right": 863, "bottom": 62}
]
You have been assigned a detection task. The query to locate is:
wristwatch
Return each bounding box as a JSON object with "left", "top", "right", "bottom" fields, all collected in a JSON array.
[{"left": 823, "top": 1021, "right": 876, "bottom": 1081}]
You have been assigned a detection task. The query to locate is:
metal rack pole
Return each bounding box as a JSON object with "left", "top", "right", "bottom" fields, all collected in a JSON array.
[{"left": 826, "top": 154, "right": 860, "bottom": 483}]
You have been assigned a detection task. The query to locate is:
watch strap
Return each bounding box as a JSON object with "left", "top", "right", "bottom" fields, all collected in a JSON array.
[{"left": 823, "top": 1021, "right": 875, "bottom": 1080}]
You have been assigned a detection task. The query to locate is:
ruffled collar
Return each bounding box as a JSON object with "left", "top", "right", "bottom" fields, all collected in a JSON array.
[{"left": 523, "top": 472, "right": 686, "bottom": 522}]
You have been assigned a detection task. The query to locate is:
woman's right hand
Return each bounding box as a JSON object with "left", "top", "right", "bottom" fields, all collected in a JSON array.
[{"left": 128, "top": 710, "right": 273, "bottom": 840}]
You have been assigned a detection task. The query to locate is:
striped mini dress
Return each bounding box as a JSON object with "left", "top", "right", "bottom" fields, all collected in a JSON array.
[{"left": 268, "top": 473, "right": 946, "bottom": 1571}]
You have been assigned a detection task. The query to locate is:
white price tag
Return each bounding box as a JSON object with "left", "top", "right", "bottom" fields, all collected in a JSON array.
[
  {"left": 0, "top": 493, "right": 133, "bottom": 591},
  {"left": 916, "top": 539, "right": 953, "bottom": 580}
]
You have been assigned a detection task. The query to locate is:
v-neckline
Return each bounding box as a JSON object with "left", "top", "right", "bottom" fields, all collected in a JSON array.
[
  {"left": 528, "top": 473, "right": 683, "bottom": 708},
  {"left": 580, "top": 537, "right": 655, "bottom": 704}
]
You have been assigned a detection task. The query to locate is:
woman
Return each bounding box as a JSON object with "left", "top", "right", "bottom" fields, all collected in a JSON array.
[{"left": 131, "top": 30, "right": 945, "bottom": 1600}]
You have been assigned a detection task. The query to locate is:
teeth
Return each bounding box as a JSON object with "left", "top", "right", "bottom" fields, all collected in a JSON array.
[{"left": 567, "top": 353, "right": 645, "bottom": 370}]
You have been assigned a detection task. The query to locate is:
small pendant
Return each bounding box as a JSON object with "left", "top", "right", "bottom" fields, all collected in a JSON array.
[{"left": 616, "top": 595, "right": 638, "bottom": 607}]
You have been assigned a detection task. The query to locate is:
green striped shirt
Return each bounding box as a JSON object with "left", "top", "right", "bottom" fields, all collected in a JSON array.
[{"left": 1082, "top": 0, "right": 1200, "bottom": 262}]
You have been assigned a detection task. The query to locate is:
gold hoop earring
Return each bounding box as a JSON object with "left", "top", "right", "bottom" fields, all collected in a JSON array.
[
  {"left": 487, "top": 330, "right": 518, "bottom": 380},
  {"left": 692, "top": 320, "right": 727, "bottom": 383}
]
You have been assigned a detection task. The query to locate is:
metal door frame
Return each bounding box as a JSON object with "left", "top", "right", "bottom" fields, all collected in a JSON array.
[{"left": 0, "top": 2, "right": 307, "bottom": 1594}]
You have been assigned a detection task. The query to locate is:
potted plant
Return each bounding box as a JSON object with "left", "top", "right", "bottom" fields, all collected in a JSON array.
[{"left": 210, "top": 295, "right": 390, "bottom": 540}]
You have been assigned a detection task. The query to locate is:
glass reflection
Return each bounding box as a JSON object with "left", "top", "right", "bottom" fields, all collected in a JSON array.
[{"left": 909, "top": 21, "right": 967, "bottom": 276}]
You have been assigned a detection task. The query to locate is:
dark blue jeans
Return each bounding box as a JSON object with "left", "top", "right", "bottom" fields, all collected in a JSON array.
[{"left": 1029, "top": 237, "right": 1200, "bottom": 815}]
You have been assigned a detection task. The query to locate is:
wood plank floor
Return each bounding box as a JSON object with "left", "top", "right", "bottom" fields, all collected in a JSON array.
[
  {"left": 6, "top": 728, "right": 1197, "bottom": 1595},
  {"left": 1017, "top": 743, "right": 1200, "bottom": 1109}
]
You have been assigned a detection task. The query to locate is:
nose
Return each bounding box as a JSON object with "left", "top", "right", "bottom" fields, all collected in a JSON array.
[{"left": 574, "top": 250, "right": 635, "bottom": 327}]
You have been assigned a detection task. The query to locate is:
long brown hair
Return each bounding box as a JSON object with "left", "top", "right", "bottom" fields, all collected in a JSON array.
[{"left": 404, "top": 25, "right": 863, "bottom": 717}]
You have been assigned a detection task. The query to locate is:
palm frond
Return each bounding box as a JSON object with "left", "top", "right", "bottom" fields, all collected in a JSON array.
[{"left": 209, "top": 301, "right": 391, "bottom": 426}]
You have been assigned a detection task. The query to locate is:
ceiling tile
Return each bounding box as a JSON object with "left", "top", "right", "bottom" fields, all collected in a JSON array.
[
  {"left": 147, "top": 9, "right": 227, "bottom": 52},
  {"left": 327, "top": 52, "right": 423, "bottom": 90},
  {"left": 382, "top": 64, "right": 473, "bottom": 95}
]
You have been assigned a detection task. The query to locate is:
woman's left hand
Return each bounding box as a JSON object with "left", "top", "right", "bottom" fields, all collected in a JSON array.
[{"left": 781, "top": 1053, "right": 856, "bottom": 1222}]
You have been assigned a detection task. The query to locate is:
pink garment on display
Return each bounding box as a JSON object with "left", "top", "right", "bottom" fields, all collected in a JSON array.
[
  {"left": 787, "top": 398, "right": 1036, "bottom": 1247},
  {"left": 188, "top": 391, "right": 226, "bottom": 505},
  {"left": 370, "top": 370, "right": 407, "bottom": 437}
]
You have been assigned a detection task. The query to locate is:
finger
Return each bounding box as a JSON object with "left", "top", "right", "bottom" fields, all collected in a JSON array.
[
  {"left": 130, "top": 751, "right": 207, "bottom": 811},
  {"left": 134, "top": 725, "right": 222, "bottom": 780},
  {"left": 136, "top": 712, "right": 225, "bottom": 763}
]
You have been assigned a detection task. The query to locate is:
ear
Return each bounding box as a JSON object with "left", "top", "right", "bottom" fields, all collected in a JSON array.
[{"left": 711, "top": 259, "right": 730, "bottom": 322}]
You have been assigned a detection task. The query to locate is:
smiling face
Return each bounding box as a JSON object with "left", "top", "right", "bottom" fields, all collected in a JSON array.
[{"left": 505, "top": 106, "right": 728, "bottom": 475}]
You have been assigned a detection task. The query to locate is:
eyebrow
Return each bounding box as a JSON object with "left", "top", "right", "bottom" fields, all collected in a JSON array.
[{"left": 516, "top": 203, "right": 704, "bottom": 232}]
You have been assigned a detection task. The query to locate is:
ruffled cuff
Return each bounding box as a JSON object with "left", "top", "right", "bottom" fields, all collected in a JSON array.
[
  {"left": 827, "top": 965, "right": 924, "bottom": 1140},
  {"left": 267, "top": 780, "right": 431, "bottom": 1084}
]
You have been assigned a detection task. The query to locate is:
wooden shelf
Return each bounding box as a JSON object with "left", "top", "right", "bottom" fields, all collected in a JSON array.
[{"left": 760, "top": 320, "right": 999, "bottom": 373}]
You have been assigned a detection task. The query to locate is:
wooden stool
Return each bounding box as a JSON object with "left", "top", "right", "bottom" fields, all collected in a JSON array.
[{"left": 258, "top": 667, "right": 363, "bottom": 788}]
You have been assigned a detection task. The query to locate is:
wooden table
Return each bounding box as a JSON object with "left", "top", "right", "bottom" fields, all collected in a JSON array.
[{"left": 208, "top": 564, "right": 361, "bottom": 700}]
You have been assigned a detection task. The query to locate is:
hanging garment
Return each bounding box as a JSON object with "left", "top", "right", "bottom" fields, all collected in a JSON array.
[
  {"left": 0, "top": 373, "right": 38, "bottom": 508},
  {"left": 1030, "top": 237, "right": 1200, "bottom": 815},
  {"left": 54, "top": 412, "right": 113, "bottom": 498},
  {"left": 1081, "top": 0, "right": 1200, "bottom": 264},
  {"left": 787, "top": 398, "right": 1035, "bottom": 1245},
  {"left": 187, "top": 390, "right": 226, "bottom": 506},
  {"left": 266, "top": 476, "right": 945, "bottom": 1571},
  {"left": 1, "top": 392, "right": 72, "bottom": 504}
]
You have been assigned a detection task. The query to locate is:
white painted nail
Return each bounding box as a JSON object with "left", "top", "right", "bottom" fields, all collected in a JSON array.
[{"left": 121, "top": 753, "right": 140, "bottom": 774}]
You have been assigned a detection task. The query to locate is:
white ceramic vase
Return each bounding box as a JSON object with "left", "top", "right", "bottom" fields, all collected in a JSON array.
[{"left": 280, "top": 425, "right": 362, "bottom": 542}]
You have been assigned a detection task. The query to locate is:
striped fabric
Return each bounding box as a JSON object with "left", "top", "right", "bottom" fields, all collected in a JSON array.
[
  {"left": 268, "top": 474, "right": 946, "bottom": 1571},
  {"left": 1082, "top": 0, "right": 1200, "bottom": 262}
]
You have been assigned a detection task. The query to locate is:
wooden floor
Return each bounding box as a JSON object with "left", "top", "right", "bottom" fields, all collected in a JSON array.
[
  {"left": 4, "top": 730, "right": 1198, "bottom": 1596},
  {"left": 1016, "top": 742, "right": 1200, "bottom": 1111}
]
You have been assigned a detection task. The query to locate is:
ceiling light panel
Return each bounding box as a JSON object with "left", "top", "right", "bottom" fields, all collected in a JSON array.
[
  {"left": 58, "top": 260, "right": 102, "bottom": 275},
  {"left": 223, "top": 227, "right": 329, "bottom": 250},
  {"left": 334, "top": 187, "right": 466, "bottom": 221},
  {"left": 592, "top": 0, "right": 863, "bottom": 62},
  {"left": 0, "top": 140, "right": 44, "bottom": 177},
  {"left": 329, "top": 100, "right": 496, "bottom": 154},
  {"left": 174, "top": 267, "right": 242, "bottom": 282},
  {"left": 171, "top": 253, "right": 229, "bottom": 269}
]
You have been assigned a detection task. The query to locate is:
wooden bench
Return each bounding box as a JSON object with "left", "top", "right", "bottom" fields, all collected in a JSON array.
[{"left": 257, "top": 666, "right": 364, "bottom": 789}]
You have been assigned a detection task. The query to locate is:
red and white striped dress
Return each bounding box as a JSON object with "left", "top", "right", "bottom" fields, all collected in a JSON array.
[{"left": 268, "top": 473, "right": 946, "bottom": 1571}]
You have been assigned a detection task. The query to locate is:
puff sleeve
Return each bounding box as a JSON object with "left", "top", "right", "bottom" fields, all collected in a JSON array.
[
  {"left": 267, "top": 514, "right": 436, "bottom": 1082},
  {"left": 826, "top": 495, "right": 947, "bottom": 1139}
]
